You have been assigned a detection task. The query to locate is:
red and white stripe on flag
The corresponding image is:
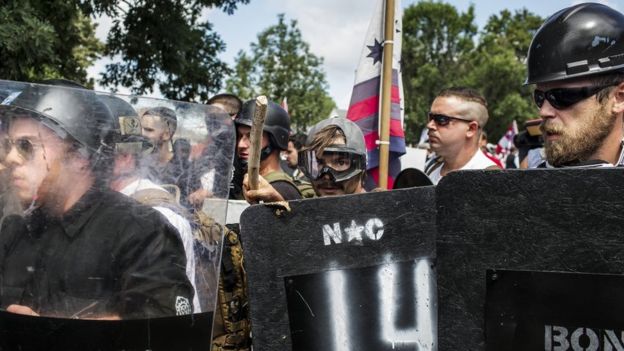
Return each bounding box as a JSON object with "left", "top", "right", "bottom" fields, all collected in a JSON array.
[
  {"left": 346, "top": 0, "right": 406, "bottom": 190},
  {"left": 495, "top": 120, "right": 518, "bottom": 156}
]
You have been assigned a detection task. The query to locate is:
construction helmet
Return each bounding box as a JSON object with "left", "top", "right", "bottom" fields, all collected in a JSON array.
[{"left": 526, "top": 3, "right": 624, "bottom": 85}]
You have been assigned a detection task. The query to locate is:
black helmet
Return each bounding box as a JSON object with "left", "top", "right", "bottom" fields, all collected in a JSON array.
[
  {"left": 234, "top": 99, "right": 290, "bottom": 150},
  {"left": 0, "top": 83, "right": 113, "bottom": 155},
  {"left": 526, "top": 3, "right": 624, "bottom": 85},
  {"left": 98, "top": 94, "right": 153, "bottom": 155}
]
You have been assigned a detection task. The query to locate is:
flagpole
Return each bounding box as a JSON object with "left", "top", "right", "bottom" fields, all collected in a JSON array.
[{"left": 378, "top": 0, "right": 395, "bottom": 189}]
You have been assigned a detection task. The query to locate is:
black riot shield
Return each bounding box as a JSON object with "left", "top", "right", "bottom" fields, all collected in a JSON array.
[
  {"left": 436, "top": 169, "right": 624, "bottom": 350},
  {"left": 0, "top": 79, "right": 235, "bottom": 350},
  {"left": 240, "top": 187, "right": 437, "bottom": 351},
  {"left": 485, "top": 269, "right": 624, "bottom": 351}
]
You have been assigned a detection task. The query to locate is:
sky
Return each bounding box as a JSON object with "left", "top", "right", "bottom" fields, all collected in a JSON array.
[{"left": 89, "top": 0, "right": 622, "bottom": 109}]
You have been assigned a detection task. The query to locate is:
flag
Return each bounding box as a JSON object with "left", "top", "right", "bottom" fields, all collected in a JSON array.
[
  {"left": 495, "top": 120, "right": 518, "bottom": 161},
  {"left": 347, "top": 0, "right": 405, "bottom": 190},
  {"left": 280, "top": 97, "right": 288, "bottom": 114}
]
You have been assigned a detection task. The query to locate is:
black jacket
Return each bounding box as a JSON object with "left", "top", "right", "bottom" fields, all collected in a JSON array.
[{"left": 0, "top": 188, "right": 194, "bottom": 319}]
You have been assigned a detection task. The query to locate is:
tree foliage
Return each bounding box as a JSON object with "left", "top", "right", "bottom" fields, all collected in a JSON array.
[
  {"left": 0, "top": 0, "right": 103, "bottom": 87},
  {"left": 401, "top": 1, "right": 544, "bottom": 142},
  {"left": 0, "top": 0, "right": 249, "bottom": 100},
  {"left": 225, "top": 14, "right": 335, "bottom": 133},
  {"left": 94, "top": 0, "right": 249, "bottom": 101}
]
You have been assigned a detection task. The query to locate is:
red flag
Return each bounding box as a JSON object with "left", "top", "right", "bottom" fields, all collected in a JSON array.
[
  {"left": 347, "top": 0, "right": 405, "bottom": 190},
  {"left": 495, "top": 120, "right": 518, "bottom": 160}
]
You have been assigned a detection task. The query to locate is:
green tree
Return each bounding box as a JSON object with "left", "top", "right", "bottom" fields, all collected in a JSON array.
[
  {"left": 401, "top": 1, "right": 477, "bottom": 143},
  {"left": 0, "top": 1, "right": 103, "bottom": 87},
  {"left": 0, "top": 0, "right": 249, "bottom": 99},
  {"left": 225, "top": 14, "right": 336, "bottom": 132},
  {"left": 462, "top": 9, "right": 543, "bottom": 139},
  {"left": 401, "top": 2, "right": 544, "bottom": 142},
  {"left": 95, "top": 0, "right": 249, "bottom": 102}
]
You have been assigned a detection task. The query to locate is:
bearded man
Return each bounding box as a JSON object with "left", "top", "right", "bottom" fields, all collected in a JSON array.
[{"left": 526, "top": 3, "right": 624, "bottom": 168}]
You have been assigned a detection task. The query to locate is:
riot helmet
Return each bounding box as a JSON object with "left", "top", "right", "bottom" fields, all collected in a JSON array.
[
  {"left": 0, "top": 83, "right": 113, "bottom": 157},
  {"left": 98, "top": 94, "right": 153, "bottom": 155},
  {"left": 526, "top": 3, "right": 624, "bottom": 85},
  {"left": 235, "top": 99, "right": 290, "bottom": 151},
  {"left": 299, "top": 117, "right": 367, "bottom": 183},
  {"left": 207, "top": 93, "right": 243, "bottom": 116}
]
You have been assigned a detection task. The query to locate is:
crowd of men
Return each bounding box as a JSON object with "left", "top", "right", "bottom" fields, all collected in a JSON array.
[{"left": 0, "top": 1, "right": 622, "bottom": 349}]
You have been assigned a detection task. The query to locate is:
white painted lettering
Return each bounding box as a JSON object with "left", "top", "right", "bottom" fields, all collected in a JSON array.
[
  {"left": 604, "top": 330, "right": 624, "bottom": 351},
  {"left": 552, "top": 326, "right": 570, "bottom": 351},
  {"left": 571, "top": 328, "right": 598, "bottom": 351},
  {"left": 365, "top": 218, "right": 384, "bottom": 240},
  {"left": 379, "top": 258, "right": 434, "bottom": 349},
  {"left": 323, "top": 223, "right": 342, "bottom": 246}
]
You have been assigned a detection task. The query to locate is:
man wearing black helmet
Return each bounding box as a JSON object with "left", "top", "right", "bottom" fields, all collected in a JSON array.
[
  {"left": 232, "top": 99, "right": 301, "bottom": 202},
  {"left": 526, "top": 3, "right": 624, "bottom": 168},
  {"left": 0, "top": 83, "right": 193, "bottom": 319},
  {"left": 243, "top": 117, "right": 367, "bottom": 202}
]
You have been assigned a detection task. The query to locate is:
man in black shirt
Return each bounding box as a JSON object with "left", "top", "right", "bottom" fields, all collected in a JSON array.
[{"left": 0, "top": 83, "right": 193, "bottom": 319}]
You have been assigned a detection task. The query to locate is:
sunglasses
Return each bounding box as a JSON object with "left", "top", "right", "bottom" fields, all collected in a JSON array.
[
  {"left": 428, "top": 113, "right": 473, "bottom": 127},
  {"left": 533, "top": 84, "right": 615, "bottom": 110},
  {"left": 2, "top": 138, "right": 40, "bottom": 160}
]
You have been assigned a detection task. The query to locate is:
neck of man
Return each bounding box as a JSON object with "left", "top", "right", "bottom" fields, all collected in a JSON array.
[
  {"left": 440, "top": 142, "right": 479, "bottom": 176},
  {"left": 41, "top": 175, "right": 95, "bottom": 217},
  {"left": 259, "top": 153, "right": 282, "bottom": 176},
  {"left": 589, "top": 118, "right": 624, "bottom": 165},
  {"left": 158, "top": 143, "right": 173, "bottom": 166},
  {"left": 110, "top": 173, "right": 140, "bottom": 192}
]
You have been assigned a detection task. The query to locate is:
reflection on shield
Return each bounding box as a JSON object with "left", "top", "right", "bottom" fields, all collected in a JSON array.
[{"left": 0, "top": 79, "right": 235, "bottom": 350}]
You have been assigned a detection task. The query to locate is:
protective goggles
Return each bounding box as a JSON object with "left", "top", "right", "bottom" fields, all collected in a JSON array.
[
  {"left": 428, "top": 112, "right": 473, "bottom": 127},
  {"left": 3, "top": 137, "right": 41, "bottom": 160},
  {"left": 533, "top": 84, "right": 615, "bottom": 110},
  {"left": 298, "top": 146, "right": 366, "bottom": 182}
]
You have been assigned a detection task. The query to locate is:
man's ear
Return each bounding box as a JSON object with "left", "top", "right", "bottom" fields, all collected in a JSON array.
[
  {"left": 466, "top": 121, "right": 479, "bottom": 138},
  {"left": 612, "top": 81, "right": 624, "bottom": 115}
]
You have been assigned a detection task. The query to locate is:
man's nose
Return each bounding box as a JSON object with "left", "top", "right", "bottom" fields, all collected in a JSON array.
[{"left": 4, "top": 145, "right": 22, "bottom": 166}]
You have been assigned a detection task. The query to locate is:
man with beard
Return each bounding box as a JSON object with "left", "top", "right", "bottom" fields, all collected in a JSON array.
[
  {"left": 424, "top": 87, "right": 500, "bottom": 184},
  {"left": 526, "top": 3, "right": 624, "bottom": 168},
  {"left": 243, "top": 117, "right": 366, "bottom": 202}
]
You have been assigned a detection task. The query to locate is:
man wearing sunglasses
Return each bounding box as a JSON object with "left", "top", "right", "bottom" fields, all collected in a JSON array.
[
  {"left": 526, "top": 3, "right": 624, "bottom": 168},
  {"left": 0, "top": 83, "right": 193, "bottom": 319},
  {"left": 424, "top": 87, "right": 500, "bottom": 185}
]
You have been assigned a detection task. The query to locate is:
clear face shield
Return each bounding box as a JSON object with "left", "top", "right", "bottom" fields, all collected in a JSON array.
[
  {"left": 0, "top": 79, "right": 237, "bottom": 348},
  {"left": 298, "top": 146, "right": 366, "bottom": 183}
]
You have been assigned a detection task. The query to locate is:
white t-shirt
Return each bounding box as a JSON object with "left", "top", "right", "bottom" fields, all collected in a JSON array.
[
  {"left": 120, "top": 178, "right": 201, "bottom": 312},
  {"left": 428, "top": 149, "right": 498, "bottom": 185}
]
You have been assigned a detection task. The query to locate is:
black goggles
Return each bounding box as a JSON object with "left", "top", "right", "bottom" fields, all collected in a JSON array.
[
  {"left": 533, "top": 84, "right": 616, "bottom": 110},
  {"left": 428, "top": 112, "right": 473, "bottom": 127},
  {"left": 298, "top": 147, "right": 365, "bottom": 183},
  {"left": 2, "top": 137, "right": 40, "bottom": 160}
]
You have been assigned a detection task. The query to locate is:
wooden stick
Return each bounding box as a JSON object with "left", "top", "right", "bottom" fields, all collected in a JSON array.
[
  {"left": 378, "top": 0, "right": 396, "bottom": 189},
  {"left": 248, "top": 95, "right": 268, "bottom": 190}
]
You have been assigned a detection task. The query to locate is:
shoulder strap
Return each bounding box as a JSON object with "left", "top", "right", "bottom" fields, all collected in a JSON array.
[
  {"left": 131, "top": 188, "right": 177, "bottom": 207},
  {"left": 424, "top": 156, "right": 444, "bottom": 175},
  {"left": 263, "top": 170, "right": 295, "bottom": 185}
]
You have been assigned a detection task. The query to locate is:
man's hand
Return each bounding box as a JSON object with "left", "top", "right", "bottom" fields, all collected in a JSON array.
[
  {"left": 243, "top": 174, "right": 284, "bottom": 204},
  {"left": 188, "top": 188, "right": 213, "bottom": 208},
  {"left": 7, "top": 304, "right": 39, "bottom": 316}
]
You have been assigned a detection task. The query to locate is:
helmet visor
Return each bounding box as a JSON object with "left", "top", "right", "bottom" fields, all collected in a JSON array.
[{"left": 298, "top": 146, "right": 365, "bottom": 183}]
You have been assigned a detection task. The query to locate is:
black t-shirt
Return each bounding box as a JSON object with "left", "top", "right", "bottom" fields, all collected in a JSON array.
[
  {"left": 271, "top": 180, "right": 302, "bottom": 201},
  {"left": 0, "top": 189, "right": 193, "bottom": 319}
]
